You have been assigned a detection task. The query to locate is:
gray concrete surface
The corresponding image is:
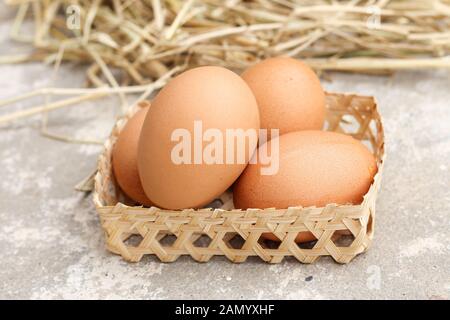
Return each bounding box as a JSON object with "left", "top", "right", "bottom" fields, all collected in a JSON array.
[{"left": 0, "top": 4, "right": 449, "bottom": 300}]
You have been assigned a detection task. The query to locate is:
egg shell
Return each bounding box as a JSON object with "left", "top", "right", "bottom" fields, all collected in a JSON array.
[
  {"left": 241, "top": 57, "right": 326, "bottom": 137},
  {"left": 233, "top": 130, "right": 377, "bottom": 243},
  {"left": 138, "top": 66, "right": 260, "bottom": 210},
  {"left": 112, "top": 106, "right": 153, "bottom": 207}
]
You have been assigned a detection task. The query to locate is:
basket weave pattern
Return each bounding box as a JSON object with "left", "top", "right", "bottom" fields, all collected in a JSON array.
[{"left": 94, "top": 92, "right": 385, "bottom": 264}]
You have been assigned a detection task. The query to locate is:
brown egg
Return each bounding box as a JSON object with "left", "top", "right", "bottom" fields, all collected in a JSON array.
[
  {"left": 112, "top": 105, "right": 153, "bottom": 207},
  {"left": 138, "top": 66, "right": 260, "bottom": 210},
  {"left": 241, "top": 57, "right": 326, "bottom": 138},
  {"left": 233, "top": 131, "right": 377, "bottom": 242}
]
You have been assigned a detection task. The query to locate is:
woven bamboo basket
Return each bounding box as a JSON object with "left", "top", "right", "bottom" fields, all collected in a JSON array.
[{"left": 94, "top": 91, "right": 385, "bottom": 264}]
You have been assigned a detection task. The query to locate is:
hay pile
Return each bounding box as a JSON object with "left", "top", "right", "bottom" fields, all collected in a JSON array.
[
  {"left": 1, "top": 0, "right": 450, "bottom": 127},
  {"left": 5, "top": 0, "right": 450, "bottom": 85}
]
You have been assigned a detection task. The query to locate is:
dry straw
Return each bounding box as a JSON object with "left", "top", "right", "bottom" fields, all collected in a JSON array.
[
  {"left": 94, "top": 92, "right": 385, "bottom": 264},
  {"left": 1, "top": 0, "right": 450, "bottom": 127},
  {"left": 4, "top": 0, "right": 450, "bottom": 80}
]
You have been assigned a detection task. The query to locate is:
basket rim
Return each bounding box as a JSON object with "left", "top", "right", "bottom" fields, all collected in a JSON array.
[{"left": 93, "top": 90, "right": 385, "bottom": 213}]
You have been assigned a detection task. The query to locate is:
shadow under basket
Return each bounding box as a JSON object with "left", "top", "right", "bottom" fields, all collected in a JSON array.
[{"left": 94, "top": 92, "right": 385, "bottom": 264}]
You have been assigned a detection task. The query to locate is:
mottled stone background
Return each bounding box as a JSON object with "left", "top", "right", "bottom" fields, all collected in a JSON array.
[{"left": 0, "top": 3, "right": 449, "bottom": 300}]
